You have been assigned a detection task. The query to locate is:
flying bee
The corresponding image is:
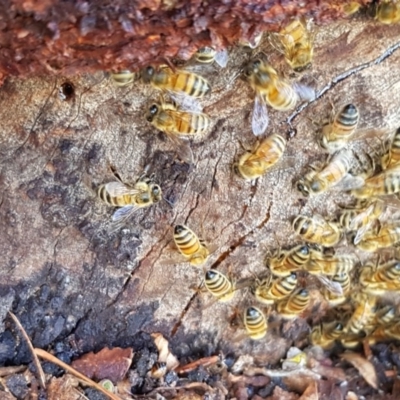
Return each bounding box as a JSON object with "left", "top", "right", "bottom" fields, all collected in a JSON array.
[
  {"left": 268, "top": 244, "right": 312, "bottom": 277},
  {"left": 359, "top": 260, "right": 400, "bottom": 294},
  {"left": 146, "top": 99, "right": 211, "bottom": 164},
  {"left": 243, "top": 306, "right": 268, "bottom": 340},
  {"left": 382, "top": 127, "right": 400, "bottom": 170},
  {"left": 173, "top": 224, "right": 210, "bottom": 266},
  {"left": 345, "top": 293, "right": 377, "bottom": 335},
  {"left": 204, "top": 269, "right": 235, "bottom": 302},
  {"left": 353, "top": 222, "right": 400, "bottom": 252},
  {"left": 376, "top": 0, "right": 400, "bottom": 24},
  {"left": 234, "top": 134, "right": 287, "bottom": 180},
  {"left": 351, "top": 165, "right": 400, "bottom": 199},
  {"left": 244, "top": 59, "right": 314, "bottom": 136},
  {"left": 306, "top": 248, "right": 356, "bottom": 276},
  {"left": 252, "top": 273, "right": 298, "bottom": 305},
  {"left": 319, "top": 104, "right": 359, "bottom": 153},
  {"left": 296, "top": 150, "right": 363, "bottom": 197},
  {"left": 193, "top": 47, "right": 229, "bottom": 68},
  {"left": 276, "top": 288, "right": 310, "bottom": 319},
  {"left": 141, "top": 65, "right": 211, "bottom": 100},
  {"left": 110, "top": 70, "right": 138, "bottom": 87},
  {"left": 292, "top": 215, "right": 342, "bottom": 247},
  {"left": 97, "top": 172, "right": 162, "bottom": 226},
  {"left": 322, "top": 272, "right": 351, "bottom": 307},
  {"left": 270, "top": 18, "right": 314, "bottom": 72},
  {"left": 310, "top": 321, "right": 344, "bottom": 349}
]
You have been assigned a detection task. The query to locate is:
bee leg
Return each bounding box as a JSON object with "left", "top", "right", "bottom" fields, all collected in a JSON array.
[{"left": 108, "top": 164, "right": 124, "bottom": 183}]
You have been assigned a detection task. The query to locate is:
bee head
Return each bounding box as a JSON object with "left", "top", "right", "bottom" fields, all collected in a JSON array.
[
  {"left": 141, "top": 65, "right": 155, "bottom": 83},
  {"left": 296, "top": 179, "right": 310, "bottom": 197},
  {"left": 174, "top": 225, "right": 185, "bottom": 235},
  {"left": 243, "top": 59, "right": 262, "bottom": 77},
  {"left": 146, "top": 104, "right": 159, "bottom": 122},
  {"left": 150, "top": 184, "right": 162, "bottom": 202}
]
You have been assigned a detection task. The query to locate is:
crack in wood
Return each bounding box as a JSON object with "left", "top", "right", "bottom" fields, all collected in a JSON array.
[{"left": 286, "top": 40, "right": 400, "bottom": 131}]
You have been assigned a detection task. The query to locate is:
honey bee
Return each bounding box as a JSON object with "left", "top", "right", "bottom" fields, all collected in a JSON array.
[
  {"left": 292, "top": 215, "right": 342, "bottom": 247},
  {"left": 339, "top": 199, "right": 385, "bottom": 244},
  {"left": 376, "top": 0, "right": 400, "bottom": 24},
  {"left": 319, "top": 104, "right": 359, "bottom": 153},
  {"left": 204, "top": 269, "right": 235, "bottom": 302},
  {"left": 173, "top": 225, "right": 210, "bottom": 266},
  {"left": 359, "top": 260, "right": 400, "bottom": 294},
  {"left": 244, "top": 59, "right": 314, "bottom": 136},
  {"left": 343, "top": 2, "right": 362, "bottom": 15},
  {"left": 276, "top": 288, "right": 310, "bottom": 319},
  {"left": 268, "top": 244, "right": 312, "bottom": 277},
  {"left": 271, "top": 18, "right": 314, "bottom": 72},
  {"left": 234, "top": 134, "right": 287, "bottom": 180},
  {"left": 364, "top": 305, "right": 397, "bottom": 339},
  {"left": 296, "top": 150, "right": 363, "bottom": 196},
  {"left": 97, "top": 172, "right": 162, "bottom": 225},
  {"left": 353, "top": 222, "right": 400, "bottom": 252},
  {"left": 382, "top": 127, "right": 400, "bottom": 170},
  {"left": 253, "top": 273, "right": 298, "bottom": 305},
  {"left": 193, "top": 47, "right": 229, "bottom": 68},
  {"left": 345, "top": 293, "right": 377, "bottom": 335},
  {"left": 146, "top": 99, "right": 211, "bottom": 163},
  {"left": 110, "top": 70, "right": 138, "bottom": 87},
  {"left": 322, "top": 272, "right": 351, "bottom": 307},
  {"left": 351, "top": 165, "right": 400, "bottom": 199},
  {"left": 306, "top": 249, "right": 356, "bottom": 276},
  {"left": 243, "top": 307, "right": 268, "bottom": 340},
  {"left": 141, "top": 65, "right": 211, "bottom": 99},
  {"left": 150, "top": 362, "right": 167, "bottom": 379},
  {"left": 310, "top": 321, "right": 344, "bottom": 349}
]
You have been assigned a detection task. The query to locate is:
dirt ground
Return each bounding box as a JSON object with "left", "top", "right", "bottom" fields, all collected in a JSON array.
[{"left": 1, "top": 11, "right": 400, "bottom": 399}]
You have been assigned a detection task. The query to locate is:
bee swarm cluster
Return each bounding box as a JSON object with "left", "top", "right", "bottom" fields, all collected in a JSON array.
[{"left": 2, "top": 1, "right": 400, "bottom": 395}]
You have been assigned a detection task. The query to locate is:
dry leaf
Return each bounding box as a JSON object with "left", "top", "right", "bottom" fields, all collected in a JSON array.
[
  {"left": 47, "top": 376, "right": 82, "bottom": 400},
  {"left": 308, "top": 357, "right": 346, "bottom": 381},
  {"left": 341, "top": 352, "right": 378, "bottom": 389},
  {"left": 71, "top": 347, "right": 133, "bottom": 383},
  {"left": 299, "top": 381, "right": 318, "bottom": 400},
  {"left": 283, "top": 374, "right": 315, "bottom": 394},
  {"left": 151, "top": 333, "right": 179, "bottom": 370}
]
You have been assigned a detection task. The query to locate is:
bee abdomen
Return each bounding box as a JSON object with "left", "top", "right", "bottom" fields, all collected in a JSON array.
[{"left": 174, "top": 225, "right": 201, "bottom": 256}]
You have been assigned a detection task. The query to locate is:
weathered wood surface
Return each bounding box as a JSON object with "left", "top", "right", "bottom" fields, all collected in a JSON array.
[{"left": 1, "top": 17, "right": 400, "bottom": 364}]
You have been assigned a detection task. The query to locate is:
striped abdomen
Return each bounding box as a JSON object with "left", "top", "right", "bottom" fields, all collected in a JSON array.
[
  {"left": 97, "top": 185, "right": 135, "bottom": 207},
  {"left": 173, "top": 112, "right": 211, "bottom": 135},
  {"left": 330, "top": 104, "right": 359, "bottom": 139},
  {"left": 264, "top": 82, "right": 298, "bottom": 111},
  {"left": 267, "top": 274, "right": 297, "bottom": 300},
  {"left": 205, "top": 270, "right": 234, "bottom": 301},
  {"left": 169, "top": 71, "right": 211, "bottom": 97},
  {"left": 174, "top": 224, "right": 203, "bottom": 258},
  {"left": 244, "top": 307, "right": 268, "bottom": 340},
  {"left": 277, "top": 289, "right": 310, "bottom": 319}
]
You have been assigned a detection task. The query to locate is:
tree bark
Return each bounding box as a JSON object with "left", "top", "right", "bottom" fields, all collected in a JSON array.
[{"left": 0, "top": 0, "right": 400, "bottom": 375}]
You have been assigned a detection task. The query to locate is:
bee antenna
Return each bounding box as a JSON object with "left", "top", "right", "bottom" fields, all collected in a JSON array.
[{"left": 163, "top": 196, "right": 174, "bottom": 208}]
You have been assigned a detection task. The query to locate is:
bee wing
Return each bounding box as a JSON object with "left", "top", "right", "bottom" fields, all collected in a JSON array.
[
  {"left": 349, "top": 203, "right": 376, "bottom": 231},
  {"left": 268, "top": 32, "right": 286, "bottom": 54},
  {"left": 332, "top": 174, "right": 365, "bottom": 191},
  {"left": 252, "top": 94, "right": 269, "bottom": 136},
  {"left": 316, "top": 275, "right": 344, "bottom": 296},
  {"left": 293, "top": 83, "right": 315, "bottom": 102},
  {"left": 353, "top": 221, "right": 376, "bottom": 245},
  {"left": 168, "top": 91, "right": 203, "bottom": 112},
  {"left": 165, "top": 132, "right": 194, "bottom": 164},
  {"left": 214, "top": 49, "right": 229, "bottom": 68},
  {"left": 111, "top": 204, "right": 140, "bottom": 224},
  {"left": 103, "top": 181, "right": 143, "bottom": 196},
  {"left": 351, "top": 127, "right": 393, "bottom": 142}
]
